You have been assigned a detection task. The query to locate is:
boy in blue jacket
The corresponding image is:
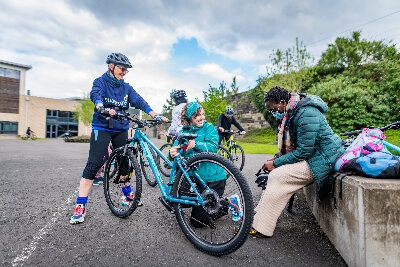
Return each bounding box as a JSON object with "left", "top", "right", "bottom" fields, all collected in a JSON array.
[{"left": 70, "top": 53, "right": 168, "bottom": 224}]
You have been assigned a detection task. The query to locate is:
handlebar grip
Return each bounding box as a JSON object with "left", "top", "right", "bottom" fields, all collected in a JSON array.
[{"left": 96, "top": 107, "right": 110, "bottom": 116}]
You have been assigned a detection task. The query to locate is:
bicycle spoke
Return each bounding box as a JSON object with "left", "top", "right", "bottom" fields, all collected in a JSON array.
[
  {"left": 104, "top": 148, "right": 142, "bottom": 218},
  {"left": 172, "top": 153, "right": 253, "bottom": 255}
]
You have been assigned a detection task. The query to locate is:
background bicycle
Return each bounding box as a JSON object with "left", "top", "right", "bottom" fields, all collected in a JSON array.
[
  {"left": 102, "top": 112, "right": 254, "bottom": 256},
  {"left": 23, "top": 131, "right": 37, "bottom": 139},
  {"left": 340, "top": 121, "right": 400, "bottom": 154},
  {"left": 218, "top": 130, "right": 245, "bottom": 171},
  {"left": 156, "top": 134, "right": 175, "bottom": 178}
]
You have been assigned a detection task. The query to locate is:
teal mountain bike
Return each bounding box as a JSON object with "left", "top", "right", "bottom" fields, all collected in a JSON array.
[{"left": 101, "top": 111, "right": 254, "bottom": 256}]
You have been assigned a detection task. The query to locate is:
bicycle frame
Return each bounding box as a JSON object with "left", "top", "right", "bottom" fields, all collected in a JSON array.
[
  {"left": 130, "top": 128, "right": 210, "bottom": 207},
  {"left": 221, "top": 132, "right": 237, "bottom": 151},
  {"left": 341, "top": 121, "right": 400, "bottom": 154},
  {"left": 382, "top": 140, "right": 400, "bottom": 153}
]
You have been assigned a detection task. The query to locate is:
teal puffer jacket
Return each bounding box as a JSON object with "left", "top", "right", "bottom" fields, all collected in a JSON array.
[
  {"left": 172, "top": 121, "right": 226, "bottom": 183},
  {"left": 273, "top": 95, "right": 345, "bottom": 198}
]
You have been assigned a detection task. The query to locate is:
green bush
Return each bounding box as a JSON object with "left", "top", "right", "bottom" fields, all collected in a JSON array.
[{"left": 307, "top": 59, "right": 400, "bottom": 133}]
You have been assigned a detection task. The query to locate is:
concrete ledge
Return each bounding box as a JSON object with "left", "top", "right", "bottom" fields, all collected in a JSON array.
[{"left": 304, "top": 174, "right": 400, "bottom": 267}]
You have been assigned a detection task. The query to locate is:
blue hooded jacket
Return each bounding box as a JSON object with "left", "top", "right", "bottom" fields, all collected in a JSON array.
[{"left": 90, "top": 72, "right": 153, "bottom": 131}]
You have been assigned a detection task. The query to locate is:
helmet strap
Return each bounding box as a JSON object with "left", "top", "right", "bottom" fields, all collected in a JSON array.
[{"left": 109, "top": 64, "right": 117, "bottom": 80}]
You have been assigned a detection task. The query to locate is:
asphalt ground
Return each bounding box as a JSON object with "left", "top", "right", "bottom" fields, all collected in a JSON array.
[{"left": 0, "top": 139, "right": 346, "bottom": 266}]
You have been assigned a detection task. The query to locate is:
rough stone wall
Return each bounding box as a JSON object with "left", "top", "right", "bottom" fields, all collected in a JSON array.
[{"left": 232, "top": 92, "right": 270, "bottom": 130}]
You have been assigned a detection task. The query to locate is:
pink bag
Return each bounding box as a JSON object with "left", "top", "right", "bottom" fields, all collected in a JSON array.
[{"left": 334, "top": 129, "right": 387, "bottom": 172}]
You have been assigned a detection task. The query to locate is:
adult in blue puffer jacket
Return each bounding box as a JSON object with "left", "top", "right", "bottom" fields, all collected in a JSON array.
[
  {"left": 250, "top": 86, "right": 344, "bottom": 238},
  {"left": 70, "top": 53, "right": 168, "bottom": 225}
]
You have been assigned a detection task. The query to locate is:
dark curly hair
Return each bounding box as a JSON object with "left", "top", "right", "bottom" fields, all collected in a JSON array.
[
  {"left": 264, "top": 86, "right": 290, "bottom": 104},
  {"left": 180, "top": 103, "right": 203, "bottom": 126}
]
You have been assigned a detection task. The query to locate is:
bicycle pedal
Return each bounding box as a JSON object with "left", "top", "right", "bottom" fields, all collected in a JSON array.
[{"left": 159, "top": 197, "right": 175, "bottom": 214}]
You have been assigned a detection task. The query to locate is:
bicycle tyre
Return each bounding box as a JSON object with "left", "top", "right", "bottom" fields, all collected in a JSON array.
[
  {"left": 157, "top": 143, "right": 173, "bottom": 177},
  {"left": 230, "top": 144, "right": 245, "bottom": 171},
  {"left": 172, "top": 152, "right": 253, "bottom": 256},
  {"left": 104, "top": 147, "right": 142, "bottom": 218},
  {"left": 140, "top": 146, "right": 158, "bottom": 187},
  {"left": 217, "top": 145, "right": 232, "bottom": 161}
]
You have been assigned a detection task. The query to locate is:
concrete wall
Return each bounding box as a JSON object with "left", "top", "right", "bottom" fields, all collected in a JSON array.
[{"left": 304, "top": 174, "right": 400, "bottom": 267}]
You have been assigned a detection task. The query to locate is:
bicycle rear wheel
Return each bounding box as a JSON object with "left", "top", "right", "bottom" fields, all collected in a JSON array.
[
  {"left": 230, "top": 144, "right": 245, "bottom": 171},
  {"left": 172, "top": 152, "right": 253, "bottom": 256},
  {"left": 140, "top": 146, "right": 158, "bottom": 187},
  {"left": 218, "top": 145, "right": 232, "bottom": 161},
  {"left": 104, "top": 147, "right": 142, "bottom": 218},
  {"left": 157, "top": 143, "right": 173, "bottom": 177}
]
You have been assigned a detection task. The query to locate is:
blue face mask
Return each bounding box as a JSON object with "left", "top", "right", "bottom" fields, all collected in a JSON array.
[{"left": 271, "top": 111, "right": 285, "bottom": 120}]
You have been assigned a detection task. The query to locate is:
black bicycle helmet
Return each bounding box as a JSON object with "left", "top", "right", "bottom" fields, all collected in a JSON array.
[
  {"left": 106, "top": 53, "right": 132, "bottom": 68},
  {"left": 173, "top": 90, "right": 187, "bottom": 100},
  {"left": 225, "top": 106, "right": 234, "bottom": 116}
]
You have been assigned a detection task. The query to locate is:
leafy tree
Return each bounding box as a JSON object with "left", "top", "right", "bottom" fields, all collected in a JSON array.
[
  {"left": 267, "top": 37, "right": 314, "bottom": 92},
  {"left": 73, "top": 96, "right": 94, "bottom": 126},
  {"left": 161, "top": 90, "right": 175, "bottom": 119},
  {"left": 250, "top": 38, "right": 313, "bottom": 128},
  {"left": 307, "top": 58, "right": 400, "bottom": 133},
  {"left": 230, "top": 76, "right": 239, "bottom": 95},
  {"left": 318, "top": 31, "right": 397, "bottom": 71},
  {"left": 200, "top": 79, "right": 237, "bottom": 124}
]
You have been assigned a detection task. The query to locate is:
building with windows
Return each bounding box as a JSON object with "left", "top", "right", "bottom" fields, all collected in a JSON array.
[{"left": 0, "top": 60, "right": 91, "bottom": 138}]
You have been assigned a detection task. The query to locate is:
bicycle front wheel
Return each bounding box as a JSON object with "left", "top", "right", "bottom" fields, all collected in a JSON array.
[
  {"left": 140, "top": 147, "right": 158, "bottom": 187},
  {"left": 104, "top": 147, "right": 142, "bottom": 218},
  {"left": 218, "top": 145, "right": 232, "bottom": 161},
  {"left": 230, "top": 144, "right": 245, "bottom": 171},
  {"left": 172, "top": 152, "right": 253, "bottom": 256}
]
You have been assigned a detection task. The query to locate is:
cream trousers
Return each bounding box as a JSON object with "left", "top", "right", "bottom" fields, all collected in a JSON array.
[{"left": 253, "top": 160, "right": 314, "bottom": 236}]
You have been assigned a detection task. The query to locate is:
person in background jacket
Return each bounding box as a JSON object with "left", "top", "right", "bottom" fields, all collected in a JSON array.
[
  {"left": 70, "top": 53, "right": 168, "bottom": 224},
  {"left": 167, "top": 90, "right": 187, "bottom": 143},
  {"left": 169, "top": 102, "right": 243, "bottom": 227},
  {"left": 217, "top": 106, "right": 246, "bottom": 145},
  {"left": 249, "top": 86, "right": 344, "bottom": 238}
]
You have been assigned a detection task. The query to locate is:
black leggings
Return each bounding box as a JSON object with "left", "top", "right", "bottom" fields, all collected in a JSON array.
[{"left": 82, "top": 129, "right": 128, "bottom": 180}]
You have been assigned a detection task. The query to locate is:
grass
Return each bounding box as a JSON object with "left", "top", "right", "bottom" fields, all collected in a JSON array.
[
  {"left": 232, "top": 128, "right": 278, "bottom": 154},
  {"left": 236, "top": 141, "right": 277, "bottom": 154},
  {"left": 383, "top": 129, "right": 400, "bottom": 155},
  {"left": 240, "top": 128, "right": 277, "bottom": 144}
]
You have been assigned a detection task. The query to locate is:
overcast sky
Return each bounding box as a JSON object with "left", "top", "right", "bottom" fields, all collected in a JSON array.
[{"left": 0, "top": 0, "right": 399, "bottom": 112}]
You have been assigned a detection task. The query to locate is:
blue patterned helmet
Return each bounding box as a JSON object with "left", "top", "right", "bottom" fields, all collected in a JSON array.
[
  {"left": 225, "top": 106, "right": 234, "bottom": 116},
  {"left": 106, "top": 53, "right": 132, "bottom": 68}
]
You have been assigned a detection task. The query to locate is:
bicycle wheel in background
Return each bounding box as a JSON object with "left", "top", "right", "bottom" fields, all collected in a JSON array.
[
  {"left": 140, "top": 146, "right": 158, "bottom": 187},
  {"left": 218, "top": 145, "right": 232, "bottom": 161},
  {"left": 230, "top": 144, "right": 245, "bottom": 171},
  {"left": 157, "top": 143, "right": 173, "bottom": 177},
  {"left": 172, "top": 152, "right": 253, "bottom": 256},
  {"left": 104, "top": 147, "right": 142, "bottom": 218}
]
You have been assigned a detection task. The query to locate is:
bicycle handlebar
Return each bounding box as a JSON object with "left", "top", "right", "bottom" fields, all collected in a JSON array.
[
  {"left": 340, "top": 121, "right": 400, "bottom": 136},
  {"left": 96, "top": 107, "right": 170, "bottom": 128},
  {"left": 218, "top": 129, "right": 243, "bottom": 135}
]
